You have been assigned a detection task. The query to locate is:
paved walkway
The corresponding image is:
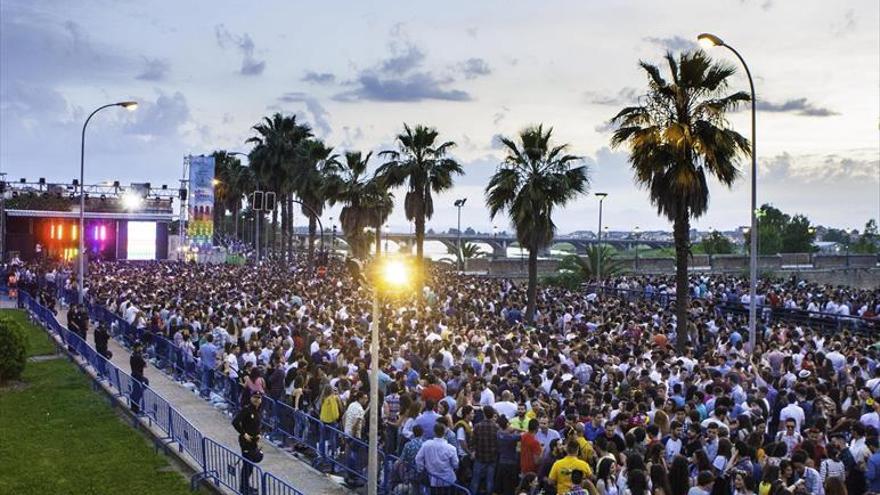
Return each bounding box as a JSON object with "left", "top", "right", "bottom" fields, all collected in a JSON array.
[{"left": 38, "top": 301, "right": 350, "bottom": 495}]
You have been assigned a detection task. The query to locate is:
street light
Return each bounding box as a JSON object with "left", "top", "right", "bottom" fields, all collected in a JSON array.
[
  {"left": 367, "top": 256, "right": 415, "bottom": 495},
  {"left": 453, "top": 198, "right": 467, "bottom": 271},
  {"left": 595, "top": 192, "right": 608, "bottom": 282},
  {"left": 698, "top": 32, "right": 758, "bottom": 352},
  {"left": 383, "top": 225, "right": 390, "bottom": 254},
  {"left": 79, "top": 101, "right": 137, "bottom": 303}
]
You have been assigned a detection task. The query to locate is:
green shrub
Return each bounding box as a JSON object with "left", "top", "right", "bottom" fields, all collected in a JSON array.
[{"left": 0, "top": 314, "right": 28, "bottom": 383}]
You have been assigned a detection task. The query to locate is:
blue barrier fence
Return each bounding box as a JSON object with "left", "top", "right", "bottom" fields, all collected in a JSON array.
[
  {"left": 20, "top": 291, "right": 306, "bottom": 495},
  {"left": 582, "top": 284, "right": 878, "bottom": 333},
  {"left": 57, "top": 287, "right": 473, "bottom": 494}
]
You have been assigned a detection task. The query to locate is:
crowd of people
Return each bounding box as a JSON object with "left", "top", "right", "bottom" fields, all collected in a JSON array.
[{"left": 8, "top": 255, "right": 880, "bottom": 495}]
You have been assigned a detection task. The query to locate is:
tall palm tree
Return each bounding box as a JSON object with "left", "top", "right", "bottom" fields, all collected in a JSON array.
[
  {"left": 610, "top": 50, "right": 750, "bottom": 351},
  {"left": 246, "top": 113, "right": 312, "bottom": 257},
  {"left": 377, "top": 124, "right": 463, "bottom": 261},
  {"left": 328, "top": 151, "right": 395, "bottom": 259},
  {"left": 290, "top": 138, "right": 341, "bottom": 263},
  {"left": 212, "top": 150, "right": 252, "bottom": 241},
  {"left": 486, "top": 124, "right": 589, "bottom": 321}
]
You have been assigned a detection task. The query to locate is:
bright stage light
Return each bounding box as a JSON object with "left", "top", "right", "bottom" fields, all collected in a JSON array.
[{"left": 122, "top": 192, "right": 143, "bottom": 210}]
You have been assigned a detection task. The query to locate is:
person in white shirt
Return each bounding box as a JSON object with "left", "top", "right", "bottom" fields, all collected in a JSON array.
[
  {"left": 493, "top": 390, "right": 518, "bottom": 419},
  {"left": 479, "top": 381, "right": 495, "bottom": 406},
  {"left": 860, "top": 401, "right": 880, "bottom": 431},
  {"left": 779, "top": 394, "right": 806, "bottom": 432}
]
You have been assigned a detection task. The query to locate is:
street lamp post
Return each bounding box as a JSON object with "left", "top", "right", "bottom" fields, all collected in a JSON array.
[
  {"left": 368, "top": 255, "right": 413, "bottom": 495},
  {"left": 454, "top": 198, "right": 467, "bottom": 271},
  {"left": 383, "top": 225, "right": 390, "bottom": 254},
  {"left": 595, "top": 192, "right": 608, "bottom": 282},
  {"left": 698, "top": 32, "right": 758, "bottom": 351},
  {"left": 492, "top": 225, "right": 499, "bottom": 260},
  {"left": 79, "top": 101, "right": 137, "bottom": 303}
]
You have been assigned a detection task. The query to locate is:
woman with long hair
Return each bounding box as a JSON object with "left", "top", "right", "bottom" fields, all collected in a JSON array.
[
  {"left": 732, "top": 471, "right": 755, "bottom": 495},
  {"left": 650, "top": 463, "right": 673, "bottom": 495},
  {"left": 241, "top": 364, "right": 266, "bottom": 407},
  {"left": 516, "top": 473, "right": 539, "bottom": 495},
  {"left": 626, "top": 469, "right": 650, "bottom": 495},
  {"left": 758, "top": 464, "right": 779, "bottom": 495},
  {"left": 823, "top": 476, "right": 847, "bottom": 495},
  {"left": 840, "top": 383, "right": 860, "bottom": 413},
  {"left": 596, "top": 457, "right": 620, "bottom": 495},
  {"left": 668, "top": 455, "right": 690, "bottom": 495}
]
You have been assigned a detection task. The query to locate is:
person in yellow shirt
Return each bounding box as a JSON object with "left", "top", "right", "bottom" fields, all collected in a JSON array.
[
  {"left": 510, "top": 403, "right": 531, "bottom": 431},
  {"left": 549, "top": 440, "right": 594, "bottom": 494},
  {"left": 574, "top": 423, "right": 595, "bottom": 464}
]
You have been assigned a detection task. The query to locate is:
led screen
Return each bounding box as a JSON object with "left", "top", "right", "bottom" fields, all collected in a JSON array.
[{"left": 127, "top": 221, "right": 156, "bottom": 260}]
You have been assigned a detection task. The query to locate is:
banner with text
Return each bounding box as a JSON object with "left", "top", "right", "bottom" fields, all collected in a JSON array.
[{"left": 187, "top": 155, "right": 215, "bottom": 246}]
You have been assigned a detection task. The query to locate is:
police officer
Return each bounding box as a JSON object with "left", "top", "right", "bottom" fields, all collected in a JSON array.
[
  {"left": 94, "top": 322, "right": 111, "bottom": 377},
  {"left": 130, "top": 341, "right": 148, "bottom": 414},
  {"left": 232, "top": 392, "right": 264, "bottom": 495}
]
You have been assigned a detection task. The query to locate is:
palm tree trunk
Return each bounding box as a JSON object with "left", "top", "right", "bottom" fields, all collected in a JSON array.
[
  {"left": 308, "top": 215, "right": 316, "bottom": 265},
  {"left": 415, "top": 215, "right": 425, "bottom": 260},
  {"left": 233, "top": 203, "right": 240, "bottom": 241},
  {"left": 286, "top": 195, "right": 293, "bottom": 259},
  {"left": 674, "top": 209, "right": 690, "bottom": 352},
  {"left": 525, "top": 243, "right": 539, "bottom": 322},
  {"left": 271, "top": 208, "right": 279, "bottom": 257},
  {"left": 281, "top": 197, "right": 288, "bottom": 260}
]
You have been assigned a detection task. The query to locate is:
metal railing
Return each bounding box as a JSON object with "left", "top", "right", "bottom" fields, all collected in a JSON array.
[
  {"left": 60, "top": 287, "right": 473, "bottom": 494},
  {"left": 20, "top": 291, "right": 305, "bottom": 495},
  {"left": 582, "top": 284, "right": 878, "bottom": 333}
]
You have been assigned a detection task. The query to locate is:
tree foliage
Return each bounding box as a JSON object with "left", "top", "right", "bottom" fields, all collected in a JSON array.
[
  {"left": 700, "top": 231, "right": 734, "bottom": 255},
  {"left": 853, "top": 219, "right": 879, "bottom": 254},
  {"left": 0, "top": 313, "right": 27, "bottom": 383},
  {"left": 377, "top": 124, "right": 463, "bottom": 261},
  {"left": 610, "top": 50, "right": 750, "bottom": 351},
  {"left": 445, "top": 241, "right": 487, "bottom": 265},
  {"left": 754, "top": 204, "right": 815, "bottom": 254},
  {"left": 486, "top": 124, "right": 589, "bottom": 321}
]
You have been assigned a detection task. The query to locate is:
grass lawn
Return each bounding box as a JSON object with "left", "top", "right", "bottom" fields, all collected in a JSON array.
[
  {"left": 0, "top": 313, "right": 196, "bottom": 495},
  {"left": 0, "top": 308, "right": 57, "bottom": 357}
]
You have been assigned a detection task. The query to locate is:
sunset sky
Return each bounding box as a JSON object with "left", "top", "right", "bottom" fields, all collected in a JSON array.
[{"left": 2, "top": 0, "right": 878, "bottom": 233}]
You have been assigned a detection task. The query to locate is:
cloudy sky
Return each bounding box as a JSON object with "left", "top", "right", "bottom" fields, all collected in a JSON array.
[{"left": 1, "top": 0, "right": 878, "bottom": 234}]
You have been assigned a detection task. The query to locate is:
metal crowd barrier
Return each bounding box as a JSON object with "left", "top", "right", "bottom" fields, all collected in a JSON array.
[
  {"left": 19, "top": 291, "right": 306, "bottom": 495},
  {"left": 196, "top": 438, "right": 264, "bottom": 494},
  {"left": 582, "top": 284, "right": 878, "bottom": 333},
  {"left": 49, "top": 289, "right": 472, "bottom": 494}
]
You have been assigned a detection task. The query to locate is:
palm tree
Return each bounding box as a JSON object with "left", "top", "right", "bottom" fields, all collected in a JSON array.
[
  {"left": 486, "top": 124, "right": 589, "bottom": 321},
  {"left": 559, "top": 247, "right": 624, "bottom": 280},
  {"left": 610, "top": 50, "right": 750, "bottom": 351},
  {"left": 246, "top": 113, "right": 312, "bottom": 258},
  {"left": 445, "top": 241, "right": 486, "bottom": 266},
  {"left": 290, "top": 138, "right": 341, "bottom": 263},
  {"left": 212, "top": 151, "right": 253, "bottom": 242},
  {"left": 377, "top": 124, "right": 463, "bottom": 261},
  {"left": 329, "top": 151, "right": 384, "bottom": 259}
]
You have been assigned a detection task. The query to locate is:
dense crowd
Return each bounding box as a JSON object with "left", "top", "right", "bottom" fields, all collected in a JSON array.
[{"left": 7, "top": 256, "right": 880, "bottom": 495}]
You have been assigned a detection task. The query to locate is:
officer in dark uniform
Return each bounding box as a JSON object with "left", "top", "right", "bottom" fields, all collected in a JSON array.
[
  {"left": 130, "top": 342, "right": 148, "bottom": 413},
  {"left": 232, "top": 392, "right": 264, "bottom": 494},
  {"left": 94, "top": 322, "right": 111, "bottom": 377}
]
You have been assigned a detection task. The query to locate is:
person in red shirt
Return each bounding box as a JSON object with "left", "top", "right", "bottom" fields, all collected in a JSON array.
[
  {"left": 421, "top": 374, "right": 445, "bottom": 404},
  {"left": 520, "top": 418, "right": 542, "bottom": 475}
]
